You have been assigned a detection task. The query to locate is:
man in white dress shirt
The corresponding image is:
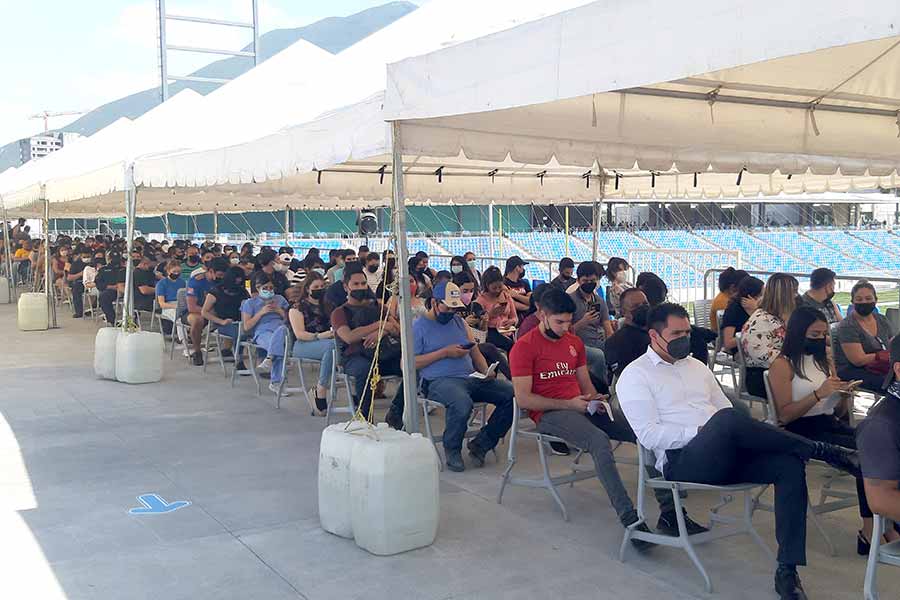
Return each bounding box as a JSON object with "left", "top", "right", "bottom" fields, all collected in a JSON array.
[{"left": 618, "top": 303, "right": 860, "bottom": 600}]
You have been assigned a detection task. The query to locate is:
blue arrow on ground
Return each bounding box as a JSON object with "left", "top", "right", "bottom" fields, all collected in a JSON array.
[{"left": 128, "top": 494, "right": 191, "bottom": 515}]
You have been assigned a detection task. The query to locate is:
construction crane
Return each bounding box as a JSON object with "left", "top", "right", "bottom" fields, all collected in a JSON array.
[{"left": 29, "top": 110, "right": 86, "bottom": 133}]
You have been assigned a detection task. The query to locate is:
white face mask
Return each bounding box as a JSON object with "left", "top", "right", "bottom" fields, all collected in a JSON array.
[
  {"left": 451, "top": 265, "right": 463, "bottom": 274},
  {"left": 467, "top": 260, "right": 477, "bottom": 271},
  {"left": 615, "top": 271, "right": 627, "bottom": 283},
  {"left": 274, "top": 263, "right": 287, "bottom": 272}
]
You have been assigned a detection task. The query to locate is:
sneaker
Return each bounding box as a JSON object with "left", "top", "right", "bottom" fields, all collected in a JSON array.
[
  {"left": 467, "top": 439, "right": 487, "bottom": 468},
  {"left": 549, "top": 441, "right": 571, "bottom": 456},
  {"left": 621, "top": 510, "right": 656, "bottom": 553},
  {"left": 257, "top": 357, "right": 272, "bottom": 372},
  {"left": 774, "top": 565, "right": 807, "bottom": 600},
  {"left": 812, "top": 442, "right": 861, "bottom": 478},
  {"left": 220, "top": 348, "right": 234, "bottom": 360},
  {"left": 72, "top": 313, "right": 83, "bottom": 319},
  {"left": 269, "top": 381, "right": 290, "bottom": 396},
  {"left": 656, "top": 510, "right": 709, "bottom": 537},
  {"left": 192, "top": 352, "right": 204, "bottom": 366},
  {"left": 445, "top": 449, "right": 465, "bottom": 472},
  {"left": 385, "top": 406, "right": 404, "bottom": 431},
  {"left": 306, "top": 389, "right": 324, "bottom": 416},
  {"left": 183, "top": 347, "right": 192, "bottom": 358}
]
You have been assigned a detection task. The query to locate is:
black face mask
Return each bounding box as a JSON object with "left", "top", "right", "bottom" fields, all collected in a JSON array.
[
  {"left": 663, "top": 334, "right": 691, "bottom": 360},
  {"left": 632, "top": 303, "right": 650, "bottom": 328},
  {"left": 543, "top": 320, "right": 562, "bottom": 340},
  {"left": 168, "top": 272, "right": 180, "bottom": 280},
  {"left": 579, "top": 281, "right": 597, "bottom": 295},
  {"left": 803, "top": 338, "right": 827, "bottom": 355},
  {"left": 436, "top": 311, "right": 455, "bottom": 325},
  {"left": 854, "top": 302, "right": 876, "bottom": 317},
  {"left": 309, "top": 288, "right": 324, "bottom": 300},
  {"left": 204, "top": 260, "right": 213, "bottom": 269},
  {"left": 187, "top": 257, "right": 199, "bottom": 265},
  {"left": 132, "top": 259, "right": 141, "bottom": 267},
  {"left": 825, "top": 291, "right": 835, "bottom": 302},
  {"left": 367, "top": 264, "right": 379, "bottom": 274},
  {"left": 349, "top": 289, "right": 370, "bottom": 301}
]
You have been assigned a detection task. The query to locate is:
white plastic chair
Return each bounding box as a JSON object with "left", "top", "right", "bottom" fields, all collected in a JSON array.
[
  {"left": 708, "top": 308, "right": 739, "bottom": 397},
  {"left": 230, "top": 322, "right": 262, "bottom": 396},
  {"left": 619, "top": 443, "right": 773, "bottom": 593},
  {"left": 864, "top": 514, "right": 900, "bottom": 600},
  {"left": 693, "top": 298, "right": 713, "bottom": 331},
  {"left": 760, "top": 370, "right": 859, "bottom": 556}
]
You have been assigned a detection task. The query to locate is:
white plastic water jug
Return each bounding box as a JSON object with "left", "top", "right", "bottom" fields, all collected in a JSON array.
[
  {"left": 0, "top": 277, "right": 9, "bottom": 304},
  {"left": 318, "top": 421, "right": 376, "bottom": 538},
  {"left": 17, "top": 292, "right": 48, "bottom": 331},
  {"left": 115, "top": 331, "right": 164, "bottom": 384},
  {"left": 350, "top": 431, "right": 440, "bottom": 556},
  {"left": 94, "top": 327, "right": 121, "bottom": 380}
]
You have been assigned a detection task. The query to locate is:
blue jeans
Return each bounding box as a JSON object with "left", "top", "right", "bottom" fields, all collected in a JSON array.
[
  {"left": 212, "top": 322, "right": 241, "bottom": 348},
  {"left": 292, "top": 338, "right": 335, "bottom": 388},
  {"left": 424, "top": 376, "right": 514, "bottom": 453},
  {"left": 584, "top": 345, "right": 608, "bottom": 386},
  {"left": 254, "top": 325, "right": 288, "bottom": 383}
]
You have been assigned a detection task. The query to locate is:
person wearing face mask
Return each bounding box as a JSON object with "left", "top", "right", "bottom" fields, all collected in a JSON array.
[
  {"left": 409, "top": 256, "right": 431, "bottom": 297},
  {"left": 474, "top": 267, "right": 518, "bottom": 353},
  {"left": 387, "top": 275, "right": 427, "bottom": 321},
  {"left": 834, "top": 280, "right": 896, "bottom": 391},
  {"left": 363, "top": 252, "right": 381, "bottom": 292},
  {"left": 710, "top": 267, "right": 749, "bottom": 332},
  {"left": 800, "top": 268, "right": 842, "bottom": 325},
  {"left": 448, "top": 255, "right": 476, "bottom": 287},
  {"left": 769, "top": 306, "right": 890, "bottom": 555},
  {"left": 95, "top": 252, "right": 128, "bottom": 324},
  {"left": 181, "top": 246, "right": 202, "bottom": 281},
  {"left": 190, "top": 250, "right": 215, "bottom": 278},
  {"left": 396, "top": 281, "right": 514, "bottom": 471},
  {"left": 132, "top": 255, "right": 158, "bottom": 313},
  {"left": 284, "top": 271, "right": 334, "bottom": 414},
  {"left": 604, "top": 288, "right": 652, "bottom": 379},
  {"left": 512, "top": 289, "right": 702, "bottom": 549},
  {"left": 619, "top": 303, "right": 861, "bottom": 600},
  {"left": 463, "top": 251, "right": 481, "bottom": 287},
  {"left": 326, "top": 249, "right": 353, "bottom": 284},
  {"left": 241, "top": 272, "right": 290, "bottom": 394},
  {"left": 331, "top": 265, "right": 404, "bottom": 421},
  {"left": 517, "top": 283, "right": 551, "bottom": 338},
  {"left": 66, "top": 246, "right": 91, "bottom": 318},
  {"left": 253, "top": 249, "right": 290, "bottom": 296},
  {"left": 201, "top": 266, "right": 251, "bottom": 368},
  {"left": 550, "top": 257, "right": 576, "bottom": 292},
  {"left": 184, "top": 257, "right": 230, "bottom": 366},
  {"left": 503, "top": 255, "right": 532, "bottom": 317},
  {"left": 155, "top": 260, "right": 185, "bottom": 336},
  {"left": 605, "top": 257, "right": 633, "bottom": 317},
  {"left": 569, "top": 261, "right": 613, "bottom": 386}
]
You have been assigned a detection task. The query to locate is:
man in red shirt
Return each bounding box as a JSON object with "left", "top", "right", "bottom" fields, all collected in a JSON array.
[{"left": 510, "top": 287, "right": 706, "bottom": 548}]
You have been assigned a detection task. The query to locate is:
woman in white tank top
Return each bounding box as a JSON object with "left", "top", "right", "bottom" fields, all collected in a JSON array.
[{"left": 769, "top": 306, "right": 898, "bottom": 554}]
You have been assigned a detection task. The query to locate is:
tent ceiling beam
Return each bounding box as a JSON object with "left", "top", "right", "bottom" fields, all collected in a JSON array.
[{"left": 622, "top": 86, "right": 900, "bottom": 119}]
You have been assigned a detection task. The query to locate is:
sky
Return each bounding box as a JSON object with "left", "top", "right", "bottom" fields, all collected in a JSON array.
[{"left": 0, "top": 0, "right": 423, "bottom": 145}]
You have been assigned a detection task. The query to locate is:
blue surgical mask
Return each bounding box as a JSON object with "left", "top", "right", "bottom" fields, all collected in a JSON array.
[{"left": 259, "top": 289, "right": 275, "bottom": 300}]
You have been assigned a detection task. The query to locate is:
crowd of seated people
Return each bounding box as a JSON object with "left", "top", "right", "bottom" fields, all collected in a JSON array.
[{"left": 7, "top": 225, "right": 900, "bottom": 599}]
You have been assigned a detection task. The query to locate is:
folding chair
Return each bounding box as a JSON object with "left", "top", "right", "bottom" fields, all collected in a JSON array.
[
  {"left": 418, "top": 378, "right": 492, "bottom": 471},
  {"left": 230, "top": 322, "right": 262, "bottom": 396},
  {"left": 202, "top": 322, "right": 232, "bottom": 377},
  {"left": 496, "top": 396, "right": 599, "bottom": 521},
  {"left": 692, "top": 298, "right": 713, "bottom": 331},
  {"left": 760, "top": 370, "right": 858, "bottom": 556},
  {"left": 619, "top": 443, "right": 773, "bottom": 593},
  {"left": 708, "top": 309, "right": 739, "bottom": 398},
  {"left": 864, "top": 514, "right": 900, "bottom": 600},
  {"left": 326, "top": 336, "right": 357, "bottom": 425},
  {"left": 733, "top": 332, "right": 770, "bottom": 420},
  {"left": 83, "top": 287, "right": 99, "bottom": 321}
]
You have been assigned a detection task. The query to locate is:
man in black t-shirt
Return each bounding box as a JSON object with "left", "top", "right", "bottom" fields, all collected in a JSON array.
[
  {"left": 95, "top": 252, "right": 127, "bottom": 323},
  {"left": 604, "top": 288, "right": 651, "bottom": 379},
  {"left": 857, "top": 335, "right": 900, "bottom": 523},
  {"left": 133, "top": 256, "right": 157, "bottom": 312}
]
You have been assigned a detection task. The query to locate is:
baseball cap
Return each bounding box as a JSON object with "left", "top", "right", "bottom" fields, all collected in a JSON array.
[
  {"left": 505, "top": 255, "right": 529, "bottom": 273},
  {"left": 883, "top": 335, "right": 900, "bottom": 389},
  {"left": 432, "top": 281, "right": 465, "bottom": 309}
]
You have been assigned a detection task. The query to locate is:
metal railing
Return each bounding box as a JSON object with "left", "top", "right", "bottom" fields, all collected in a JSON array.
[{"left": 703, "top": 268, "right": 900, "bottom": 310}]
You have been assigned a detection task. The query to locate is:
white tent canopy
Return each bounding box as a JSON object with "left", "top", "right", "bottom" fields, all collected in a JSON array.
[{"left": 384, "top": 0, "right": 900, "bottom": 197}]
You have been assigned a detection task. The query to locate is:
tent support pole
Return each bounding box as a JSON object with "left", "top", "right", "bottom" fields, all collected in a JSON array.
[
  {"left": 163, "top": 213, "right": 171, "bottom": 238},
  {"left": 488, "top": 202, "right": 495, "bottom": 258},
  {"left": 122, "top": 165, "right": 137, "bottom": 326},
  {"left": 565, "top": 206, "right": 570, "bottom": 257},
  {"left": 592, "top": 201, "right": 601, "bottom": 262},
  {"left": 1, "top": 200, "right": 15, "bottom": 304},
  {"left": 391, "top": 122, "right": 419, "bottom": 433},
  {"left": 43, "top": 190, "right": 58, "bottom": 328},
  {"left": 213, "top": 210, "right": 219, "bottom": 240},
  {"left": 284, "top": 205, "right": 290, "bottom": 241}
]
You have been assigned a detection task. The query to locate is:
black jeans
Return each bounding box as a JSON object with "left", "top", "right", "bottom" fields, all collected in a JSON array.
[
  {"left": 344, "top": 353, "right": 403, "bottom": 419},
  {"left": 70, "top": 280, "right": 84, "bottom": 316},
  {"left": 486, "top": 328, "right": 514, "bottom": 353},
  {"left": 664, "top": 408, "right": 813, "bottom": 566},
  {"left": 786, "top": 413, "right": 872, "bottom": 518},
  {"left": 477, "top": 342, "right": 511, "bottom": 379},
  {"left": 98, "top": 289, "right": 119, "bottom": 323}
]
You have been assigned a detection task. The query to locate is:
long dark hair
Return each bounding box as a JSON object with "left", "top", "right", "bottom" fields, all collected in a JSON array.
[{"left": 780, "top": 305, "right": 830, "bottom": 381}]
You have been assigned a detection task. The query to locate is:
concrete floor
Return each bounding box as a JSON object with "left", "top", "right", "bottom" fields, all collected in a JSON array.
[{"left": 0, "top": 301, "right": 897, "bottom": 599}]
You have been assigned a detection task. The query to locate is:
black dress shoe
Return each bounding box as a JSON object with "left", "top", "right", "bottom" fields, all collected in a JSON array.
[
  {"left": 549, "top": 441, "right": 571, "bottom": 456},
  {"left": 445, "top": 449, "right": 465, "bottom": 472},
  {"left": 774, "top": 565, "right": 808, "bottom": 600},
  {"left": 657, "top": 510, "right": 709, "bottom": 536},
  {"left": 621, "top": 510, "right": 656, "bottom": 553},
  {"left": 467, "top": 439, "right": 487, "bottom": 468},
  {"left": 811, "top": 442, "right": 861, "bottom": 478}
]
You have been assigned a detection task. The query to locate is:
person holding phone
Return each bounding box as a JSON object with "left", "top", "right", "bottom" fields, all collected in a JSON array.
[
  {"left": 474, "top": 267, "right": 518, "bottom": 353},
  {"left": 405, "top": 280, "right": 514, "bottom": 472},
  {"left": 768, "top": 305, "right": 894, "bottom": 554}
]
